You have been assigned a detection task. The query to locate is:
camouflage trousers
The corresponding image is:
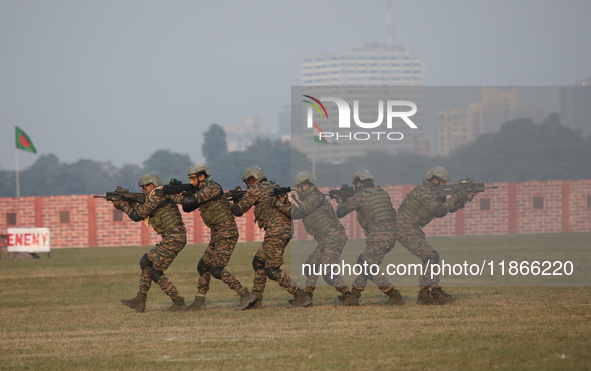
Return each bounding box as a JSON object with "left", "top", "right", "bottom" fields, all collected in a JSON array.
[
  {"left": 352, "top": 229, "right": 396, "bottom": 294},
  {"left": 304, "top": 231, "right": 349, "bottom": 295},
  {"left": 396, "top": 220, "right": 440, "bottom": 287},
  {"left": 140, "top": 226, "right": 187, "bottom": 300},
  {"left": 197, "top": 234, "right": 243, "bottom": 296},
  {"left": 251, "top": 233, "right": 298, "bottom": 297}
]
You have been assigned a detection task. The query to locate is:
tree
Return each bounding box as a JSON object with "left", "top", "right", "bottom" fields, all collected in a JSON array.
[
  {"left": 112, "top": 164, "right": 145, "bottom": 190},
  {"left": 207, "top": 138, "right": 300, "bottom": 189},
  {"left": 142, "top": 150, "right": 193, "bottom": 184},
  {"left": 444, "top": 115, "right": 591, "bottom": 182},
  {"left": 202, "top": 123, "right": 228, "bottom": 163}
]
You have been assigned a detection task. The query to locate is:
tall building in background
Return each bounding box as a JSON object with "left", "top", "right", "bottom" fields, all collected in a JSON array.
[
  {"left": 294, "top": 4, "right": 427, "bottom": 164},
  {"left": 560, "top": 78, "right": 591, "bottom": 138},
  {"left": 225, "top": 114, "right": 277, "bottom": 152},
  {"left": 300, "top": 42, "right": 425, "bottom": 87}
]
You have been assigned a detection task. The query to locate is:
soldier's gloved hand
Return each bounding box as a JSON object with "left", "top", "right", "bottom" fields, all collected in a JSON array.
[
  {"left": 230, "top": 204, "right": 243, "bottom": 217},
  {"left": 453, "top": 190, "right": 468, "bottom": 202},
  {"left": 466, "top": 192, "right": 476, "bottom": 202},
  {"left": 182, "top": 194, "right": 200, "bottom": 213},
  {"left": 112, "top": 199, "right": 123, "bottom": 210}
]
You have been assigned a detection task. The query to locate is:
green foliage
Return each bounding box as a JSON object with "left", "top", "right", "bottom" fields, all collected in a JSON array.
[
  {"left": 208, "top": 138, "right": 298, "bottom": 189},
  {"left": 314, "top": 151, "right": 439, "bottom": 187},
  {"left": 142, "top": 150, "right": 193, "bottom": 185},
  {"left": 1, "top": 116, "right": 589, "bottom": 197},
  {"left": 0, "top": 152, "right": 193, "bottom": 197},
  {"left": 313, "top": 116, "right": 591, "bottom": 186},
  {"left": 445, "top": 117, "right": 591, "bottom": 182}
]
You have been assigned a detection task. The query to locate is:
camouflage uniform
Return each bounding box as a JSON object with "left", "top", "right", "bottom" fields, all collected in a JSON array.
[
  {"left": 291, "top": 185, "right": 350, "bottom": 295},
  {"left": 120, "top": 188, "right": 187, "bottom": 301},
  {"left": 396, "top": 180, "right": 465, "bottom": 287},
  {"left": 336, "top": 184, "right": 397, "bottom": 294},
  {"left": 170, "top": 178, "right": 244, "bottom": 296},
  {"left": 232, "top": 181, "right": 300, "bottom": 297}
]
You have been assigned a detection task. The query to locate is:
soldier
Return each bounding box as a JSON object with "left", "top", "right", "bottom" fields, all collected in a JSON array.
[
  {"left": 116, "top": 174, "right": 188, "bottom": 312},
  {"left": 335, "top": 170, "right": 403, "bottom": 306},
  {"left": 290, "top": 170, "right": 351, "bottom": 305},
  {"left": 230, "top": 167, "right": 311, "bottom": 309},
  {"left": 169, "top": 163, "right": 258, "bottom": 311},
  {"left": 396, "top": 166, "right": 474, "bottom": 305}
]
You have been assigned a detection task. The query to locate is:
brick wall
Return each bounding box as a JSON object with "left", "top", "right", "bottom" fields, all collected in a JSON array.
[{"left": 1, "top": 180, "right": 590, "bottom": 248}]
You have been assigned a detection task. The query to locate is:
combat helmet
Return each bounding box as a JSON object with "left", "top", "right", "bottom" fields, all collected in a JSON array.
[
  {"left": 188, "top": 163, "right": 211, "bottom": 177},
  {"left": 425, "top": 166, "right": 450, "bottom": 182},
  {"left": 138, "top": 173, "right": 163, "bottom": 188},
  {"left": 242, "top": 167, "right": 266, "bottom": 183},
  {"left": 352, "top": 169, "right": 375, "bottom": 184},
  {"left": 293, "top": 170, "right": 316, "bottom": 187}
]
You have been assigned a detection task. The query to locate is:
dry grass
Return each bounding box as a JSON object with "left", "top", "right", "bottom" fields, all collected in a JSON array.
[{"left": 0, "top": 233, "right": 590, "bottom": 370}]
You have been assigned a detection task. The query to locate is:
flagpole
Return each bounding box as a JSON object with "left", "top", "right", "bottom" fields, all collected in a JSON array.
[
  {"left": 312, "top": 136, "right": 316, "bottom": 177},
  {"left": 15, "top": 148, "right": 20, "bottom": 198}
]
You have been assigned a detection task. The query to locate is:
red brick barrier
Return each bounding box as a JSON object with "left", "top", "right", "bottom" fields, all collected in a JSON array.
[{"left": 1, "top": 180, "right": 590, "bottom": 248}]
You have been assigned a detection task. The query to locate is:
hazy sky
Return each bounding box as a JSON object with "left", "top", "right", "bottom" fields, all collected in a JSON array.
[{"left": 1, "top": 0, "right": 590, "bottom": 171}]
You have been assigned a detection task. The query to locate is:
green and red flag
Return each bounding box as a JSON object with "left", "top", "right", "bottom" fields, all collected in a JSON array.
[{"left": 15, "top": 126, "right": 37, "bottom": 154}]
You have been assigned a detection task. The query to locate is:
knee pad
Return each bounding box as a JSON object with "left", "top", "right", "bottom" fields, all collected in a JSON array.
[
  {"left": 265, "top": 267, "right": 281, "bottom": 281},
  {"left": 209, "top": 266, "right": 223, "bottom": 280},
  {"left": 149, "top": 267, "right": 164, "bottom": 283},
  {"left": 252, "top": 256, "right": 265, "bottom": 271},
  {"left": 425, "top": 250, "right": 440, "bottom": 265},
  {"left": 197, "top": 258, "right": 209, "bottom": 276},
  {"left": 140, "top": 253, "right": 153, "bottom": 270},
  {"left": 323, "top": 274, "right": 335, "bottom": 287}
]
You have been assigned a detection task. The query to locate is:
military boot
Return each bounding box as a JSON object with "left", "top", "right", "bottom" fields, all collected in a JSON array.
[
  {"left": 121, "top": 291, "right": 147, "bottom": 312},
  {"left": 416, "top": 287, "right": 432, "bottom": 305},
  {"left": 339, "top": 288, "right": 361, "bottom": 306},
  {"left": 237, "top": 287, "right": 258, "bottom": 310},
  {"left": 337, "top": 290, "right": 350, "bottom": 304},
  {"left": 187, "top": 295, "right": 206, "bottom": 311},
  {"left": 289, "top": 291, "right": 312, "bottom": 305},
  {"left": 287, "top": 289, "right": 313, "bottom": 308},
  {"left": 430, "top": 287, "right": 458, "bottom": 305},
  {"left": 164, "top": 296, "right": 188, "bottom": 312},
  {"left": 247, "top": 294, "right": 263, "bottom": 309},
  {"left": 383, "top": 288, "right": 405, "bottom": 306}
]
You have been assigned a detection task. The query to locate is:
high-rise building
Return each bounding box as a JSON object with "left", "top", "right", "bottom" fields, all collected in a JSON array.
[
  {"left": 301, "top": 42, "right": 425, "bottom": 87},
  {"left": 225, "top": 114, "right": 277, "bottom": 152},
  {"left": 293, "top": 42, "right": 426, "bottom": 165}
]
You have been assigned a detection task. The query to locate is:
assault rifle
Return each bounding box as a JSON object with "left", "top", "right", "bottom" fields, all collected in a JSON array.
[
  {"left": 433, "top": 178, "right": 498, "bottom": 198},
  {"left": 271, "top": 186, "right": 291, "bottom": 198},
  {"left": 225, "top": 186, "right": 247, "bottom": 203},
  {"left": 328, "top": 184, "right": 357, "bottom": 202},
  {"left": 224, "top": 186, "right": 291, "bottom": 203},
  {"left": 157, "top": 178, "right": 196, "bottom": 195},
  {"left": 94, "top": 186, "right": 146, "bottom": 204}
]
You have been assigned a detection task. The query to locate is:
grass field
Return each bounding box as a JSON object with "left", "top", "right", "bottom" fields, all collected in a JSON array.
[{"left": 1, "top": 233, "right": 590, "bottom": 370}]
